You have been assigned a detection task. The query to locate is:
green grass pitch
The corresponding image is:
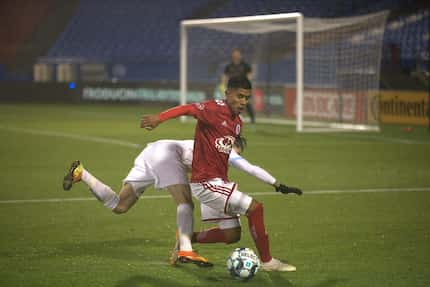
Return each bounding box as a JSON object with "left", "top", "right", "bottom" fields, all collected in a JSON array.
[{"left": 0, "top": 103, "right": 429, "bottom": 287}]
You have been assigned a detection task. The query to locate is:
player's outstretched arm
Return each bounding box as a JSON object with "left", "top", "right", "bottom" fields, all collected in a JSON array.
[
  {"left": 140, "top": 114, "right": 161, "bottom": 130},
  {"left": 229, "top": 150, "right": 302, "bottom": 195},
  {"left": 140, "top": 104, "right": 197, "bottom": 131}
]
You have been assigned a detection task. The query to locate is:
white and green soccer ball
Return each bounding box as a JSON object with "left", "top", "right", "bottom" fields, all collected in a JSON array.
[{"left": 227, "top": 247, "right": 260, "bottom": 280}]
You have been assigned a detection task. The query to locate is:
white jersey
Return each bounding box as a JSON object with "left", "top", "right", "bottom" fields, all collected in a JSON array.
[
  {"left": 144, "top": 139, "right": 194, "bottom": 169},
  {"left": 124, "top": 139, "right": 276, "bottom": 195},
  {"left": 124, "top": 140, "right": 193, "bottom": 193}
]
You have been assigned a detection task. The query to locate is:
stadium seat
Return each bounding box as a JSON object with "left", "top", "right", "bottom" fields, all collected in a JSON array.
[{"left": 40, "top": 0, "right": 428, "bottom": 81}]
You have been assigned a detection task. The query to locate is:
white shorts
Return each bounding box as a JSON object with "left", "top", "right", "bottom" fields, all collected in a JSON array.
[
  {"left": 190, "top": 178, "right": 253, "bottom": 229},
  {"left": 123, "top": 142, "right": 189, "bottom": 196},
  {"left": 200, "top": 203, "right": 242, "bottom": 229}
]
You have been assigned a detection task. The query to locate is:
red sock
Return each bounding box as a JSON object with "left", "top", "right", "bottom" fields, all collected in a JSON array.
[
  {"left": 247, "top": 202, "right": 272, "bottom": 263},
  {"left": 193, "top": 227, "right": 228, "bottom": 244}
]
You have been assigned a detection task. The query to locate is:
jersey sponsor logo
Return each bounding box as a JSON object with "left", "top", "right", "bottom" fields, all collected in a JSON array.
[
  {"left": 235, "top": 124, "right": 241, "bottom": 135},
  {"left": 215, "top": 99, "right": 226, "bottom": 106},
  {"left": 194, "top": 102, "right": 205, "bottom": 110},
  {"left": 215, "top": 136, "right": 235, "bottom": 154}
]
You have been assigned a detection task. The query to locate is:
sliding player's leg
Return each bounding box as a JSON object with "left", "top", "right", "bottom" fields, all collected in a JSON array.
[
  {"left": 63, "top": 160, "right": 120, "bottom": 210},
  {"left": 168, "top": 184, "right": 194, "bottom": 252},
  {"left": 136, "top": 143, "right": 211, "bottom": 267},
  {"left": 63, "top": 160, "right": 211, "bottom": 267},
  {"left": 167, "top": 184, "right": 212, "bottom": 267},
  {"left": 62, "top": 160, "right": 150, "bottom": 213},
  {"left": 112, "top": 183, "right": 138, "bottom": 214}
]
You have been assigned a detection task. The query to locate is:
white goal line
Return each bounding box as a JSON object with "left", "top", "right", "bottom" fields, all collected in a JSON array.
[{"left": 1, "top": 187, "right": 429, "bottom": 204}]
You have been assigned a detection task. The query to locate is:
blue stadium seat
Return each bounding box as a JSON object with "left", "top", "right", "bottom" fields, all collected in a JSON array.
[{"left": 42, "top": 0, "right": 428, "bottom": 81}]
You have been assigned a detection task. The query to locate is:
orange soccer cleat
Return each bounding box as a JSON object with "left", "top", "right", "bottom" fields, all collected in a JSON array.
[
  {"left": 177, "top": 250, "right": 213, "bottom": 267},
  {"left": 170, "top": 231, "right": 213, "bottom": 267}
]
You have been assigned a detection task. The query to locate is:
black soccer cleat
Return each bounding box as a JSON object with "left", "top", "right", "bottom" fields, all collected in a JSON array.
[
  {"left": 63, "top": 160, "right": 83, "bottom": 191},
  {"left": 275, "top": 184, "right": 303, "bottom": 195}
]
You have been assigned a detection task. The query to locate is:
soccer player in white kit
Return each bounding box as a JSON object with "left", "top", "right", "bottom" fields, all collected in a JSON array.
[{"left": 63, "top": 139, "right": 212, "bottom": 266}]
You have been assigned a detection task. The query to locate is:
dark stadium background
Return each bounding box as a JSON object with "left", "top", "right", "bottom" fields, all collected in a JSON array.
[{"left": 0, "top": 1, "right": 429, "bottom": 287}]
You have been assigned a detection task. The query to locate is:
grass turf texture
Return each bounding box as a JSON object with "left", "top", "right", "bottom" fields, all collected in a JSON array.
[{"left": 0, "top": 103, "right": 429, "bottom": 287}]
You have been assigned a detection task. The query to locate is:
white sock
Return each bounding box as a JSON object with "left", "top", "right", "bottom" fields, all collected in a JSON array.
[
  {"left": 81, "top": 169, "right": 119, "bottom": 210},
  {"left": 177, "top": 203, "right": 194, "bottom": 252}
]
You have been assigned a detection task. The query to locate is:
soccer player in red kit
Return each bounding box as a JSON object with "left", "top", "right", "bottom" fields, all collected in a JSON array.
[{"left": 141, "top": 76, "right": 296, "bottom": 271}]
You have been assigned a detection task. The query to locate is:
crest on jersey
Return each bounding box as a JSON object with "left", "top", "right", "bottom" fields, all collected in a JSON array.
[
  {"left": 235, "top": 124, "right": 241, "bottom": 135},
  {"left": 194, "top": 102, "right": 205, "bottom": 110},
  {"left": 215, "top": 136, "right": 235, "bottom": 154},
  {"left": 215, "top": 99, "right": 225, "bottom": 106}
]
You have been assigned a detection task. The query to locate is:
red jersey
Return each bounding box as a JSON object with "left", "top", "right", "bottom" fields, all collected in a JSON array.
[{"left": 159, "top": 100, "right": 242, "bottom": 182}]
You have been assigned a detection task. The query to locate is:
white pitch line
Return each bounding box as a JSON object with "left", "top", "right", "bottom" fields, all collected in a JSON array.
[
  {"left": 0, "top": 126, "right": 143, "bottom": 149},
  {"left": 302, "top": 187, "right": 430, "bottom": 194},
  {"left": 1, "top": 187, "right": 429, "bottom": 204},
  {"left": 0, "top": 197, "right": 98, "bottom": 204},
  {"left": 335, "top": 134, "right": 430, "bottom": 145}
]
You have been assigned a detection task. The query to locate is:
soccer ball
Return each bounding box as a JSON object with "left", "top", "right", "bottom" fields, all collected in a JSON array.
[{"left": 227, "top": 247, "right": 260, "bottom": 280}]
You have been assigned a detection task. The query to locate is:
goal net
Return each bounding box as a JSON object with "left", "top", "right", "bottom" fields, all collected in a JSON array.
[{"left": 180, "top": 11, "right": 389, "bottom": 132}]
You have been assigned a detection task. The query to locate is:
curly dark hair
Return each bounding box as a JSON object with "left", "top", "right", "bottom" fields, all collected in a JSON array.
[{"left": 227, "top": 75, "right": 252, "bottom": 90}]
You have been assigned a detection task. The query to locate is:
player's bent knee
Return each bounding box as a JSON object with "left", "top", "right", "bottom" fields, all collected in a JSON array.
[
  {"left": 226, "top": 233, "right": 241, "bottom": 244},
  {"left": 112, "top": 205, "right": 129, "bottom": 214},
  {"left": 114, "top": 184, "right": 139, "bottom": 214},
  {"left": 224, "top": 227, "right": 242, "bottom": 244}
]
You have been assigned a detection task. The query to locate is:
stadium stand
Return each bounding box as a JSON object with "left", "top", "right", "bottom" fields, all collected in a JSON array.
[
  {"left": 381, "top": 9, "right": 429, "bottom": 89},
  {"left": 0, "top": 0, "right": 427, "bottom": 86},
  {"left": 44, "top": 0, "right": 208, "bottom": 81},
  {"left": 0, "top": 0, "right": 51, "bottom": 64},
  {"left": 383, "top": 10, "right": 429, "bottom": 69},
  {"left": 0, "top": 0, "right": 54, "bottom": 80}
]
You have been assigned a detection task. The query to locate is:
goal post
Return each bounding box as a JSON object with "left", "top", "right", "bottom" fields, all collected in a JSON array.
[{"left": 180, "top": 11, "right": 388, "bottom": 132}]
